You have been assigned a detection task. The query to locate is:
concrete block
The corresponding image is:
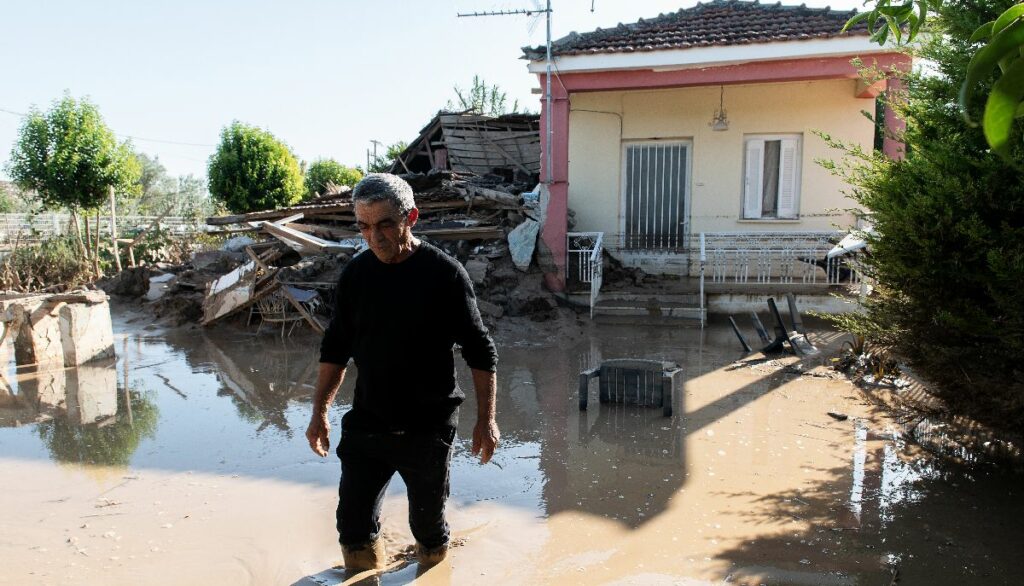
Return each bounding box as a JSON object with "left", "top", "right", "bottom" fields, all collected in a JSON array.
[
  {"left": 13, "top": 308, "right": 64, "bottom": 368},
  {"left": 59, "top": 301, "right": 115, "bottom": 366}
]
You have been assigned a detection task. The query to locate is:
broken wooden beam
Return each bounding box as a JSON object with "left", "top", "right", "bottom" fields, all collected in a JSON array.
[
  {"left": 415, "top": 226, "right": 505, "bottom": 240},
  {"left": 262, "top": 221, "right": 357, "bottom": 256}
]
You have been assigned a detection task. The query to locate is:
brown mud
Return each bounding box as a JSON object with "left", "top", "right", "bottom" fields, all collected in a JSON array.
[{"left": 1, "top": 312, "right": 1022, "bottom": 585}]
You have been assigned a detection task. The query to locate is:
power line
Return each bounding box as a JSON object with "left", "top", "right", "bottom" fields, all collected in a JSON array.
[{"left": 0, "top": 107, "right": 214, "bottom": 149}]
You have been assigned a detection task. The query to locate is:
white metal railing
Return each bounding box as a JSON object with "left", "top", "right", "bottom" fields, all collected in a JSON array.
[
  {"left": 699, "top": 231, "right": 861, "bottom": 286},
  {"left": 699, "top": 232, "right": 706, "bottom": 326},
  {"left": 0, "top": 213, "right": 203, "bottom": 245},
  {"left": 567, "top": 231, "right": 604, "bottom": 318}
]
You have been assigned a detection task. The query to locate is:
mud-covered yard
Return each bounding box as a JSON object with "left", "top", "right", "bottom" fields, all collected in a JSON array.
[{"left": 1, "top": 310, "right": 1022, "bottom": 585}]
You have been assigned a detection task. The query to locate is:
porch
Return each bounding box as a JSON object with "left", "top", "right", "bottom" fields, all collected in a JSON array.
[{"left": 565, "top": 230, "right": 865, "bottom": 322}]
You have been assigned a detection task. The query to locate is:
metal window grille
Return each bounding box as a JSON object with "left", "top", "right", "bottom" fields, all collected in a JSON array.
[{"left": 623, "top": 143, "right": 688, "bottom": 251}]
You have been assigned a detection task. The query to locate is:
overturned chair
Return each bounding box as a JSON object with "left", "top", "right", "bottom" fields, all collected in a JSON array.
[{"left": 579, "top": 359, "right": 682, "bottom": 417}]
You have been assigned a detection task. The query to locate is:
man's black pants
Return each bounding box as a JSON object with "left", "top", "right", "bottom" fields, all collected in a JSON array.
[{"left": 336, "top": 427, "right": 455, "bottom": 550}]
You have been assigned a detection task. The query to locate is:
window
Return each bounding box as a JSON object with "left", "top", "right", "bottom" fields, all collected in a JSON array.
[{"left": 743, "top": 135, "right": 801, "bottom": 219}]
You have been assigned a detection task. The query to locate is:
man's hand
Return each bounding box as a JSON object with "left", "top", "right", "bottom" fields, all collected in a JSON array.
[
  {"left": 471, "top": 418, "right": 500, "bottom": 464},
  {"left": 306, "top": 415, "right": 331, "bottom": 457}
]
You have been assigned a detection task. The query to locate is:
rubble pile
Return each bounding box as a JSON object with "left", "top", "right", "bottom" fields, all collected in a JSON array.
[{"left": 101, "top": 170, "right": 569, "bottom": 331}]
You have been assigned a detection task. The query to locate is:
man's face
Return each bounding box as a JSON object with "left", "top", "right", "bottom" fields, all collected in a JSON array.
[{"left": 354, "top": 199, "right": 418, "bottom": 264}]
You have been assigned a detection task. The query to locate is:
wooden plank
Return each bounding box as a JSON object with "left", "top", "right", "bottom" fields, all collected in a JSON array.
[
  {"left": 207, "top": 203, "right": 354, "bottom": 226},
  {"left": 284, "top": 222, "right": 358, "bottom": 240},
  {"left": 416, "top": 226, "right": 504, "bottom": 240},
  {"left": 443, "top": 130, "right": 539, "bottom": 141},
  {"left": 263, "top": 221, "right": 357, "bottom": 255},
  {"left": 280, "top": 287, "right": 325, "bottom": 334},
  {"left": 245, "top": 246, "right": 270, "bottom": 273},
  {"left": 461, "top": 184, "right": 524, "bottom": 206}
]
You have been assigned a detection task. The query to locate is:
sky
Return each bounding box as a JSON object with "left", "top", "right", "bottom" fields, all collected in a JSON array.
[{"left": 0, "top": 0, "right": 864, "bottom": 182}]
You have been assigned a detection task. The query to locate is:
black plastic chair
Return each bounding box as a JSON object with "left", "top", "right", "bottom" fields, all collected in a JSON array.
[{"left": 579, "top": 359, "right": 682, "bottom": 417}]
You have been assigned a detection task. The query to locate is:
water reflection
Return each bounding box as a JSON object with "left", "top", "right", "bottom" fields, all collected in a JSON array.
[
  {"left": 0, "top": 317, "right": 1021, "bottom": 585},
  {"left": 0, "top": 359, "right": 159, "bottom": 466},
  {"left": 562, "top": 404, "right": 685, "bottom": 527},
  {"left": 198, "top": 335, "right": 320, "bottom": 435}
]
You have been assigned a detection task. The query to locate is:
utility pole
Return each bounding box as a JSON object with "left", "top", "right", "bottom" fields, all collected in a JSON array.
[
  {"left": 457, "top": 1, "right": 553, "bottom": 184},
  {"left": 368, "top": 139, "right": 384, "bottom": 171}
]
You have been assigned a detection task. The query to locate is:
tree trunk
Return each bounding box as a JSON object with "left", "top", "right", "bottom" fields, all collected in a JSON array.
[
  {"left": 70, "top": 210, "right": 88, "bottom": 259},
  {"left": 109, "top": 186, "right": 122, "bottom": 272},
  {"left": 83, "top": 214, "right": 93, "bottom": 260},
  {"left": 92, "top": 210, "right": 101, "bottom": 279}
]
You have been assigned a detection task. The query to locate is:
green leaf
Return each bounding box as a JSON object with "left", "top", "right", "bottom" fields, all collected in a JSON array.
[
  {"left": 908, "top": 13, "right": 921, "bottom": 40},
  {"left": 970, "top": 21, "right": 995, "bottom": 43},
  {"left": 871, "top": 23, "right": 891, "bottom": 45},
  {"left": 983, "top": 56, "right": 1024, "bottom": 160},
  {"left": 842, "top": 11, "right": 871, "bottom": 33},
  {"left": 961, "top": 19, "right": 1024, "bottom": 123},
  {"left": 886, "top": 15, "right": 903, "bottom": 44},
  {"left": 993, "top": 5, "right": 1024, "bottom": 36}
]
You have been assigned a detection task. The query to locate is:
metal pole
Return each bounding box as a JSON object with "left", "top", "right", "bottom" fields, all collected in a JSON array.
[{"left": 545, "top": 0, "right": 553, "bottom": 185}]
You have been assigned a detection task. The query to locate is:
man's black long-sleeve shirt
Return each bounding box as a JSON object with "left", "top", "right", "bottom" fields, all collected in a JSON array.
[{"left": 319, "top": 241, "right": 497, "bottom": 432}]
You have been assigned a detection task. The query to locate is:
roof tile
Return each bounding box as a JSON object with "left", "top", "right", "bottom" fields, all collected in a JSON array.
[{"left": 523, "top": 0, "right": 867, "bottom": 59}]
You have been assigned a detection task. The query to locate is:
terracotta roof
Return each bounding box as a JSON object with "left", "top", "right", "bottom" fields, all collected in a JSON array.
[{"left": 522, "top": 0, "right": 868, "bottom": 59}]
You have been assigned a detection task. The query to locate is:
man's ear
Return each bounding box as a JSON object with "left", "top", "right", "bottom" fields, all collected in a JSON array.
[{"left": 407, "top": 207, "right": 419, "bottom": 227}]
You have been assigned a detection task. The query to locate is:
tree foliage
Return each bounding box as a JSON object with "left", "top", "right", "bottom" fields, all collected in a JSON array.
[
  {"left": 206, "top": 121, "right": 304, "bottom": 213},
  {"left": 447, "top": 75, "right": 521, "bottom": 116},
  {"left": 127, "top": 152, "right": 215, "bottom": 219},
  {"left": 827, "top": 0, "right": 1024, "bottom": 434},
  {"left": 5, "top": 94, "right": 141, "bottom": 211},
  {"left": 851, "top": 0, "right": 1024, "bottom": 161},
  {"left": 303, "top": 158, "right": 362, "bottom": 198},
  {"left": 368, "top": 141, "right": 408, "bottom": 173}
]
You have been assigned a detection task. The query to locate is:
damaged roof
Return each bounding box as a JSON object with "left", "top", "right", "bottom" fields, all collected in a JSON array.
[{"left": 521, "top": 0, "right": 868, "bottom": 59}]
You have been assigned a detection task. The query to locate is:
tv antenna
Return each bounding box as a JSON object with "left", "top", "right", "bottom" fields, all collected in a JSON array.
[{"left": 458, "top": 1, "right": 554, "bottom": 184}]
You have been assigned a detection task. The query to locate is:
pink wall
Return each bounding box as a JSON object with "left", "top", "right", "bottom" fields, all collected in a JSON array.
[
  {"left": 538, "top": 76, "right": 571, "bottom": 292},
  {"left": 883, "top": 77, "right": 907, "bottom": 161}
]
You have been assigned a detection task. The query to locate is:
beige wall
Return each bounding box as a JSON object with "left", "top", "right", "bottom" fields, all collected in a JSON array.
[{"left": 567, "top": 79, "right": 873, "bottom": 242}]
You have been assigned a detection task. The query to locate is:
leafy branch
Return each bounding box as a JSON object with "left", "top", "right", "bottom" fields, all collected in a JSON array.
[{"left": 849, "top": 0, "right": 1024, "bottom": 162}]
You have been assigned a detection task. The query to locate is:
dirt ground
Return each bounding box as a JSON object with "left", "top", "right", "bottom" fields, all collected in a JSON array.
[{"left": 1, "top": 311, "right": 1022, "bottom": 585}]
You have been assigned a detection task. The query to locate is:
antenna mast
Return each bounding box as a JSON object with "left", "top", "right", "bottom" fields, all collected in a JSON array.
[{"left": 458, "top": 1, "right": 554, "bottom": 184}]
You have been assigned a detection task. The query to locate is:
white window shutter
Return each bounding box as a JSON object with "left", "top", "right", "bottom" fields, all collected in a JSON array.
[
  {"left": 743, "top": 139, "right": 764, "bottom": 219},
  {"left": 777, "top": 138, "right": 800, "bottom": 218}
]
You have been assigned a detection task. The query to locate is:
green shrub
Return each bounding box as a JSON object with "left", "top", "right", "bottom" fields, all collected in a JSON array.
[
  {"left": 304, "top": 159, "right": 362, "bottom": 199},
  {"left": 207, "top": 121, "right": 304, "bottom": 213},
  {"left": 824, "top": 0, "right": 1024, "bottom": 434}
]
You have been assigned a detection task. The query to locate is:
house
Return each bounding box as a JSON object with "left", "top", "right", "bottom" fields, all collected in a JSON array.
[
  {"left": 522, "top": 0, "right": 909, "bottom": 308},
  {"left": 388, "top": 111, "right": 540, "bottom": 180}
]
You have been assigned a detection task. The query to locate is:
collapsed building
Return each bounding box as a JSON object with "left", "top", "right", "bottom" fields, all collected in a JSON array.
[{"left": 101, "top": 111, "right": 582, "bottom": 335}]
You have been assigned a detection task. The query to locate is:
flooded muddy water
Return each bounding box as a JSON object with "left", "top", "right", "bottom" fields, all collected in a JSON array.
[{"left": 1, "top": 313, "right": 1021, "bottom": 585}]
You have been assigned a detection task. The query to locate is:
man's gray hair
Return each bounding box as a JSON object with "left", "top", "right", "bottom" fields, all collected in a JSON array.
[{"left": 352, "top": 173, "right": 416, "bottom": 215}]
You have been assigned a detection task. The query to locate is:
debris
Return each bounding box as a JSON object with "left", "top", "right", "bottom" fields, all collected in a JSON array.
[
  {"left": 827, "top": 412, "right": 849, "bottom": 421},
  {"left": 464, "top": 259, "right": 490, "bottom": 286},
  {"left": 727, "top": 316, "right": 753, "bottom": 353},
  {"left": 507, "top": 219, "right": 540, "bottom": 272},
  {"left": 222, "top": 236, "right": 256, "bottom": 253}
]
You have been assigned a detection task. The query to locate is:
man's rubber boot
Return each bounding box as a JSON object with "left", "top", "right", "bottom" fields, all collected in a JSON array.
[
  {"left": 341, "top": 540, "right": 386, "bottom": 571},
  {"left": 415, "top": 542, "right": 448, "bottom": 566}
]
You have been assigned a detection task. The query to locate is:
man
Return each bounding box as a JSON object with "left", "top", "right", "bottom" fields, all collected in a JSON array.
[{"left": 306, "top": 173, "right": 499, "bottom": 571}]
